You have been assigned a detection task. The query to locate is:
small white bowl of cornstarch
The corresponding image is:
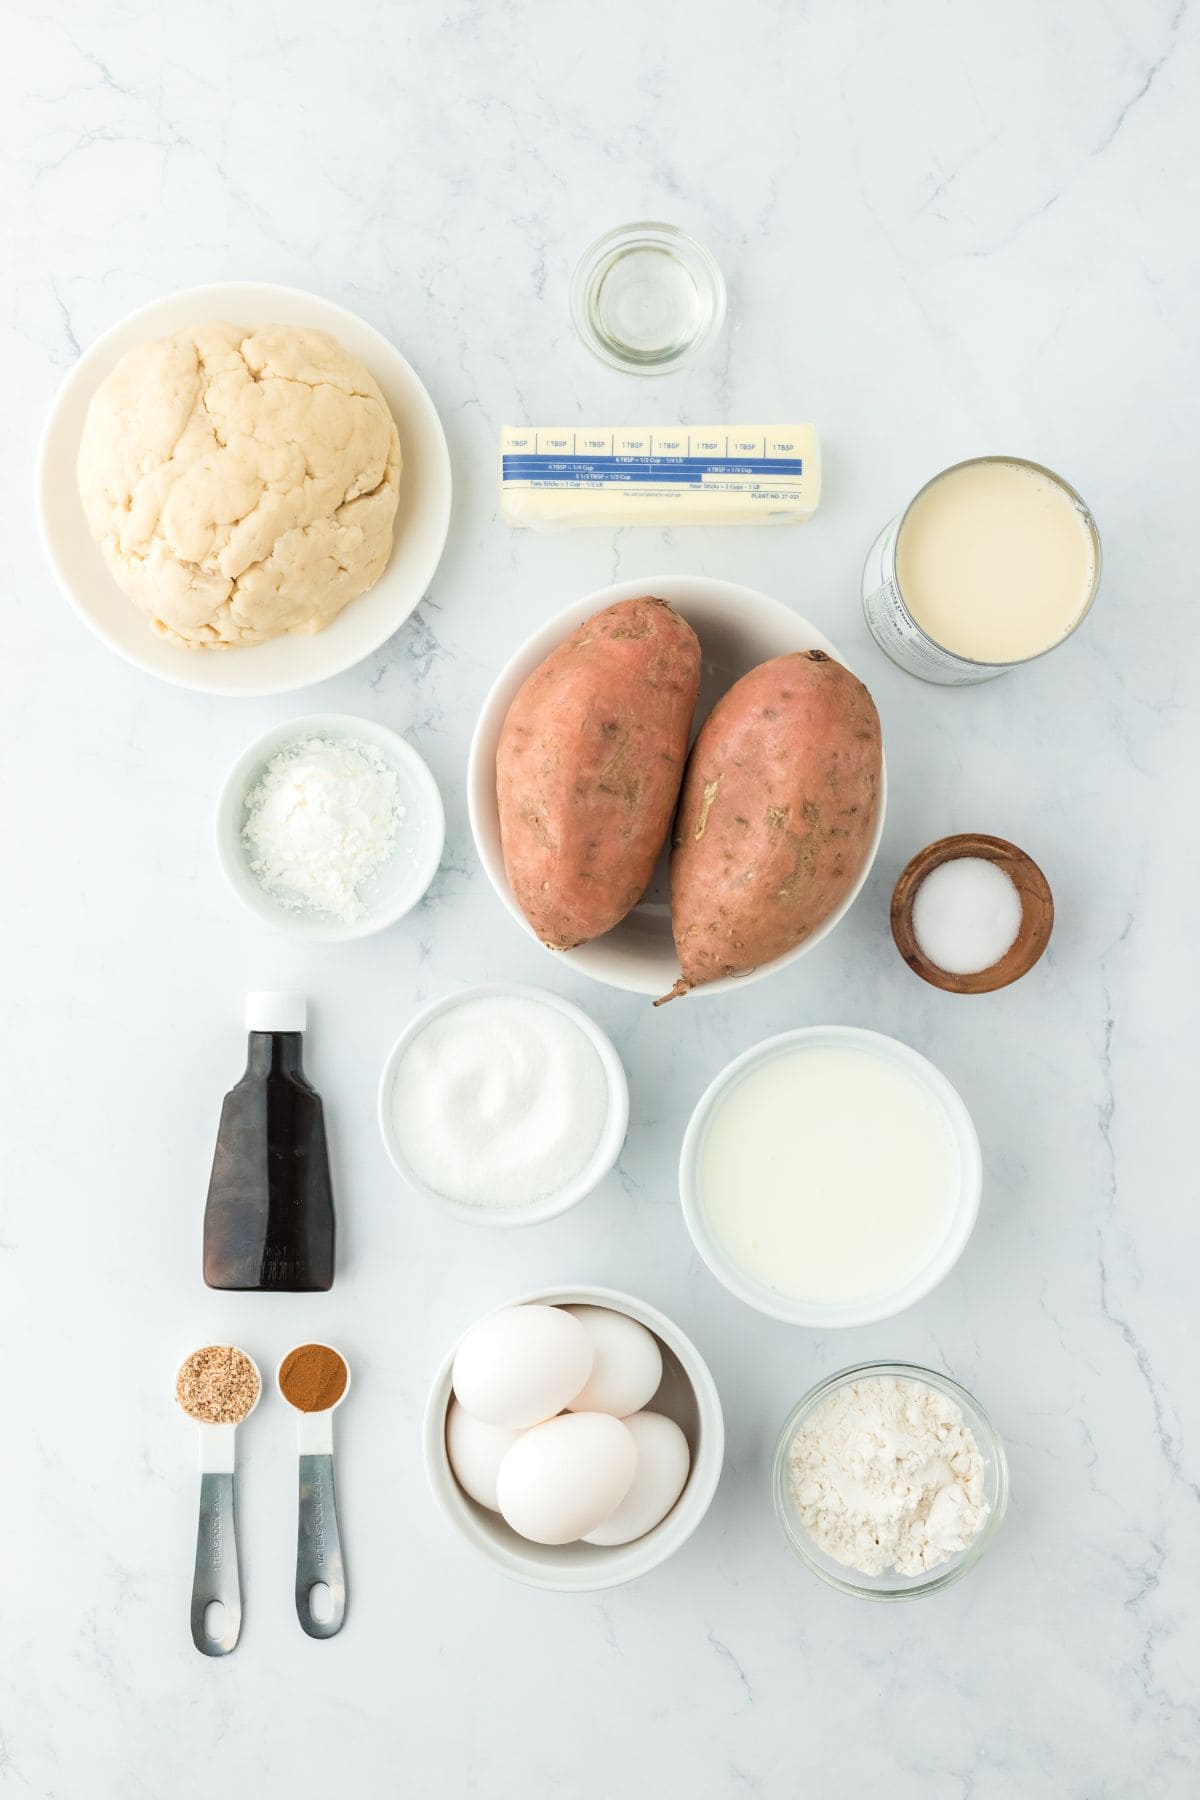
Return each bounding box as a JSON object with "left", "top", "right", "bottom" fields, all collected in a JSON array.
[{"left": 217, "top": 713, "right": 445, "bottom": 941}]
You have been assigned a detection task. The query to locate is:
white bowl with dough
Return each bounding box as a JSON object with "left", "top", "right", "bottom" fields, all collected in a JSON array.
[
  {"left": 36, "top": 282, "right": 452, "bottom": 697},
  {"left": 467, "top": 575, "right": 887, "bottom": 999},
  {"left": 377, "top": 984, "right": 629, "bottom": 1225},
  {"left": 216, "top": 712, "right": 445, "bottom": 942},
  {"left": 679, "top": 1026, "right": 982, "bottom": 1328},
  {"left": 423, "top": 1285, "right": 725, "bottom": 1591}
]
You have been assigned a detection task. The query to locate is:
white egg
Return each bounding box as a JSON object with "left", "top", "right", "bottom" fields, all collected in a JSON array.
[
  {"left": 445, "top": 1399, "right": 524, "bottom": 1512},
  {"left": 451, "top": 1304, "right": 593, "bottom": 1430},
  {"left": 496, "top": 1413, "right": 636, "bottom": 1545},
  {"left": 563, "top": 1305, "right": 663, "bottom": 1417},
  {"left": 582, "top": 1411, "right": 691, "bottom": 1546}
]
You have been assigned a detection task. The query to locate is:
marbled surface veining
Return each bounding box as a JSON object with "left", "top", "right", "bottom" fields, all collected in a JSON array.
[{"left": 3, "top": 1, "right": 1197, "bottom": 1794}]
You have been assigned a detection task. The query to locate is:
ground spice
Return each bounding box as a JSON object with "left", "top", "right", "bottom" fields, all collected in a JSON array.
[
  {"left": 175, "top": 1345, "right": 260, "bottom": 1424},
  {"left": 278, "top": 1342, "right": 348, "bottom": 1413}
]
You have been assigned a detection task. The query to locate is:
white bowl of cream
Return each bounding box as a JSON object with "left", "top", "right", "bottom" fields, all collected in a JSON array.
[
  {"left": 679, "top": 1026, "right": 981, "bottom": 1327},
  {"left": 378, "top": 984, "right": 629, "bottom": 1226}
]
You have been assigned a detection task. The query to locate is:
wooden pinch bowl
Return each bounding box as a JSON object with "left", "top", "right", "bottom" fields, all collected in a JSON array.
[{"left": 891, "top": 834, "right": 1054, "bottom": 995}]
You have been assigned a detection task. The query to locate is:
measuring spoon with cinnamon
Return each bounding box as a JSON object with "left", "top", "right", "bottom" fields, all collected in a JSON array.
[{"left": 277, "top": 1343, "right": 351, "bottom": 1638}]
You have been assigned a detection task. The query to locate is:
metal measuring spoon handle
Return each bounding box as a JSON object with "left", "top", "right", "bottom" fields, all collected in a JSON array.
[
  {"left": 190, "top": 1434, "right": 243, "bottom": 1655},
  {"left": 296, "top": 1448, "right": 346, "bottom": 1638},
  {"left": 277, "top": 1344, "right": 351, "bottom": 1638}
]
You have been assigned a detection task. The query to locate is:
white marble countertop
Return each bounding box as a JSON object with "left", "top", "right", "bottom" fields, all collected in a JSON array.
[{"left": 4, "top": 2, "right": 1197, "bottom": 1794}]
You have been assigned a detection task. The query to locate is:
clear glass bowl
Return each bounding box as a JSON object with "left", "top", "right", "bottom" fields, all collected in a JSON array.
[
  {"left": 772, "top": 1362, "right": 1009, "bottom": 1600},
  {"left": 570, "top": 222, "right": 726, "bottom": 374}
]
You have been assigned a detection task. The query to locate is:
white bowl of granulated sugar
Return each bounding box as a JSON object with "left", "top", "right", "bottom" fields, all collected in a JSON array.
[
  {"left": 216, "top": 713, "right": 445, "bottom": 942},
  {"left": 377, "top": 983, "right": 630, "bottom": 1228}
]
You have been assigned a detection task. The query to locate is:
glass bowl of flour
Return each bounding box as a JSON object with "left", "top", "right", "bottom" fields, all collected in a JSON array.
[
  {"left": 771, "top": 1363, "right": 1008, "bottom": 1599},
  {"left": 216, "top": 713, "right": 445, "bottom": 941}
]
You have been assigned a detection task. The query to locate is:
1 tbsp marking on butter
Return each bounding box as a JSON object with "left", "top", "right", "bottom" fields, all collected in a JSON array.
[{"left": 500, "top": 426, "right": 820, "bottom": 527}]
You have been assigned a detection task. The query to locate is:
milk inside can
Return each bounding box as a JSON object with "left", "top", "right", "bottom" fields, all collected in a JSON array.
[{"left": 861, "top": 456, "right": 1102, "bottom": 686}]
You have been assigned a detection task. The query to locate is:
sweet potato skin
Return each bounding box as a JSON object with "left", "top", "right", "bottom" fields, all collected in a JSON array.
[
  {"left": 662, "top": 651, "right": 882, "bottom": 997},
  {"left": 496, "top": 596, "right": 702, "bottom": 949}
]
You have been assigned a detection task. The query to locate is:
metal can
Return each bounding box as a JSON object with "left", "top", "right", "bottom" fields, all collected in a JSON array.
[{"left": 861, "top": 456, "right": 1102, "bottom": 686}]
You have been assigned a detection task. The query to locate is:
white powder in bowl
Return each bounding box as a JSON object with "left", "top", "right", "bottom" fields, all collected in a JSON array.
[
  {"left": 388, "top": 995, "right": 611, "bottom": 1208},
  {"left": 243, "top": 736, "right": 403, "bottom": 923},
  {"left": 911, "top": 856, "right": 1023, "bottom": 975},
  {"left": 788, "top": 1374, "right": 989, "bottom": 1577}
]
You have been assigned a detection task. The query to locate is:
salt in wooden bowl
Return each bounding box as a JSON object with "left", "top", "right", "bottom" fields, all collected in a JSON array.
[{"left": 891, "top": 834, "right": 1053, "bottom": 995}]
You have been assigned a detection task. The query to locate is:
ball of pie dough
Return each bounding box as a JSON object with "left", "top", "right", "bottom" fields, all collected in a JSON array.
[{"left": 76, "top": 321, "right": 401, "bottom": 649}]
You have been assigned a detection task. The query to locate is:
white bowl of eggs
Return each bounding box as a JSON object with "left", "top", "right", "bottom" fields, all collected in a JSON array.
[{"left": 422, "top": 1287, "right": 725, "bottom": 1591}]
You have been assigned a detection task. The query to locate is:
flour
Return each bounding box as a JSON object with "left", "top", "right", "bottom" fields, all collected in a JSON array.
[
  {"left": 243, "top": 736, "right": 403, "bottom": 922},
  {"left": 788, "top": 1375, "right": 988, "bottom": 1577}
]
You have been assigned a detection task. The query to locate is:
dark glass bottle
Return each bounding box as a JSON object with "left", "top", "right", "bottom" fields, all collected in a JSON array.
[{"left": 203, "top": 993, "right": 335, "bottom": 1292}]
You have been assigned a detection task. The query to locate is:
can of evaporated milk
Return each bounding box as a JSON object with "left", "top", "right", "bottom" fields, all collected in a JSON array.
[{"left": 861, "top": 456, "right": 1102, "bottom": 686}]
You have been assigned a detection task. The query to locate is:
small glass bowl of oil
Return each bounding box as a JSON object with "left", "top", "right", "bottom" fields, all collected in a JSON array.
[{"left": 570, "top": 222, "right": 726, "bottom": 374}]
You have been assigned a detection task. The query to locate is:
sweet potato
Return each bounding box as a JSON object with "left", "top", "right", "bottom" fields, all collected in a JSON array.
[
  {"left": 496, "top": 596, "right": 702, "bottom": 949},
  {"left": 659, "top": 650, "right": 882, "bottom": 1000}
]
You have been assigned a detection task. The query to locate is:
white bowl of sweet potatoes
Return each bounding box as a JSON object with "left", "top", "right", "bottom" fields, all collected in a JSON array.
[{"left": 467, "top": 575, "right": 887, "bottom": 1000}]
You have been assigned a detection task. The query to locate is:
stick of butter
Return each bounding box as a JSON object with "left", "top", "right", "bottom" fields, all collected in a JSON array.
[{"left": 500, "top": 426, "right": 820, "bottom": 528}]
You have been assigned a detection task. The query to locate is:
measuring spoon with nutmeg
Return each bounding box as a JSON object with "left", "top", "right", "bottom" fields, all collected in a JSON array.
[
  {"left": 174, "top": 1344, "right": 262, "bottom": 1657},
  {"left": 276, "top": 1343, "right": 351, "bottom": 1639}
]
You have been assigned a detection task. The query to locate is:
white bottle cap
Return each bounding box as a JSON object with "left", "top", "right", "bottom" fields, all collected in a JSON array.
[{"left": 245, "top": 991, "right": 307, "bottom": 1034}]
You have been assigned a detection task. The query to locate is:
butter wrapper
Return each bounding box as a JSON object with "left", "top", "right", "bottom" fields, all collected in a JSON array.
[{"left": 500, "top": 426, "right": 820, "bottom": 528}]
